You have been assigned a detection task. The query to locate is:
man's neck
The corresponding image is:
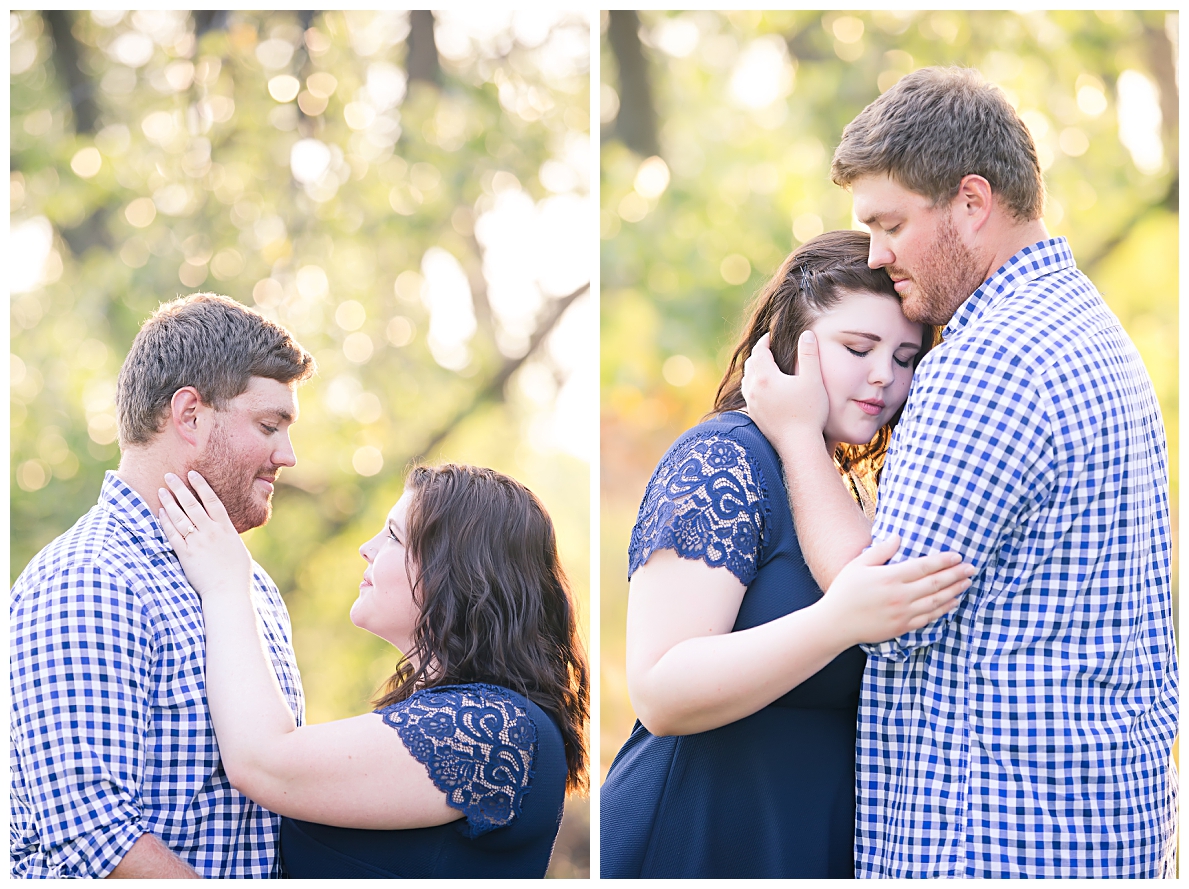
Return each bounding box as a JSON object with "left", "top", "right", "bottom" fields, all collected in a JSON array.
[
  {"left": 114, "top": 447, "right": 186, "bottom": 518},
  {"left": 982, "top": 217, "right": 1051, "bottom": 281}
]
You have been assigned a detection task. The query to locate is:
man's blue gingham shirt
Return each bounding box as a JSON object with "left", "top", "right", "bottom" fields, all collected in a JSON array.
[
  {"left": 10, "top": 471, "right": 305, "bottom": 878},
  {"left": 861, "top": 238, "right": 1178, "bottom": 878}
]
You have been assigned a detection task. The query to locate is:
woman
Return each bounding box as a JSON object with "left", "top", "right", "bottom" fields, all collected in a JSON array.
[
  {"left": 599, "top": 230, "right": 973, "bottom": 878},
  {"left": 158, "top": 462, "right": 587, "bottom": 879}
]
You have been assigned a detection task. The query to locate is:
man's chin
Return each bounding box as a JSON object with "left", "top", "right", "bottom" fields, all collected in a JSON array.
[
  {"left": 901, "top": 291, "right": 952, "bottom": 327},
  {"left": 228, "top": 497, "right": 272, "bottom": 534}
]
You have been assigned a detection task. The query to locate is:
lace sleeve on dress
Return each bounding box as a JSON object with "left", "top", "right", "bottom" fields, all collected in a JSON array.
[
  {"left": 627, "top": 433, "right": 769, "bottom": 586},
  {"left": 376, "top": 684, "right": 537, "bottom": 838}
]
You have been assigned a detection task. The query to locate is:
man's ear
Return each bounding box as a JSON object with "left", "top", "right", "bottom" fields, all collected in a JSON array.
[
  {"left": 169, "top": 387, "right": 207, "bottom": 447},
  {"left": 952, "top": 174, "right": 994, "bottom": 234}
]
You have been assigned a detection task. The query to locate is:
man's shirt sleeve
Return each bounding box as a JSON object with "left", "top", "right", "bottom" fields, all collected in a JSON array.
[
  {"left": 866, "top": 336, "right": 1057, "bottom": 659},
  {"left": 10, "top": 563, "right": 155, "bottom": 876}
]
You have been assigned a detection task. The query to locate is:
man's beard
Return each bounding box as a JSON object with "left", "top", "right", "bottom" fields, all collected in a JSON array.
[
  {"left": 188, "top": 421, "right": 278, "bottom": 533},
  {"left": 892, "top": 213, "right": 986, "bottom": 327}
]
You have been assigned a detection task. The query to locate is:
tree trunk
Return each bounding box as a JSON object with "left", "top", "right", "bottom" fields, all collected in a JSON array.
[
  {"left": 407, "top": 10, "right": 440, "bottom": 85},
  {"left": 607, "top": 11, "right": 659, "bottom": 157},
  {"left": 43, "top": 11, "right": 99, "bottom": 135},
  {"left": 193, "top": 10, "right": 230, "bottom": 39},
  {"left": 1142, "top": 17, "right": 1179, "bottom": 163}
]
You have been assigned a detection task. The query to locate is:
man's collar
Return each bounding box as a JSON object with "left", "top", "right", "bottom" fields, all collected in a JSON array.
[
  {"left": 101, "top": 470, "right": 172, "bottom": 556},
  {"left": 943, "top": 237, "right": 1076, "bottom": 340}
]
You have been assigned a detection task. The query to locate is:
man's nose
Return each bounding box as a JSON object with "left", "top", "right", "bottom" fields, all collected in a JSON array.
[
  {"left": 273, "top": 432, "right": 297, "bottom": 467},
  {"left": 868, "top": 237, "right": 893, "bottom": 269}
]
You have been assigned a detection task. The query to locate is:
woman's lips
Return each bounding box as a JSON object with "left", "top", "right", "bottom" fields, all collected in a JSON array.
[{"left": 855, "top": 399, "right": 885, "bottom": 416}]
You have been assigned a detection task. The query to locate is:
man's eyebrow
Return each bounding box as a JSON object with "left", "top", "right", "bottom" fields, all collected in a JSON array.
[{"left": 258, "top": 407, "right": 295, "bottom": 422}]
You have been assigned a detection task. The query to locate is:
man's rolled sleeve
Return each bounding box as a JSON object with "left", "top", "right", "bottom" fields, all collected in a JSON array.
[
  {"left": 11, "top": 564, "right": 156, "bottom": 877},
  {"left": 865, "top": 340, "right": 1057, "bottom": 658}
]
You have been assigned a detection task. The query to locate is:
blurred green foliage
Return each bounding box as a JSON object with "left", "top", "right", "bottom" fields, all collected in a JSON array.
[
  {"left": 600, "top": 10, "right": 1179, "bottom": 778},
  {"left": 10, "top": 9, "right": 591, "bottom": 876}
]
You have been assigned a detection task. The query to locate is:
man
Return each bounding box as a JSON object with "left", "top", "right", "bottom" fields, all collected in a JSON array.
[
  {"left": 743, "top": 67, "right": 1177, "bottom": 877},
  {"left": 10, "top": 293, "right": 316, "bottom": 877}
]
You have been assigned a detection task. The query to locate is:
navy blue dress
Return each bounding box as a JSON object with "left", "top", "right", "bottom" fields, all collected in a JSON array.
[
  {"left": 280, "top": 684, "right": 567, "bottom": 878},
  {"left": 601, "top": 413, "right": 866, "bottom": 878}
]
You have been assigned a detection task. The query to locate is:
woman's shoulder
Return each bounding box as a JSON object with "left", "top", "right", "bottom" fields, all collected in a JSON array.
[
  {"left": 375, "top": 683, "right": 545, "bottom": 838},
  {"left": 629, "top": 412, "right": 777, "bottom": 586},
  {"left": 666, "top": 410, "right": 769, "bottom": 452},
  {"left": 652, "top": 413, "right": 776, "bottom": 488}
]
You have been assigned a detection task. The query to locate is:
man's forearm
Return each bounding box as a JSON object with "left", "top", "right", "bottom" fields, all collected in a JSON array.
[
  {"left": 106, "top": 831, "right": 199, "bottom": 879},
  {"left": 781, "top": 430, "right": 873, "bottom": 588}
]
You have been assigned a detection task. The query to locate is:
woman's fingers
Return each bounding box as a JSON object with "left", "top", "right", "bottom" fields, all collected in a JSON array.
[
  {"left": 907, "top": 581, "right": 967, "bottom": 628},
  {"left": 856, "top": 534, "right": 900, "bottom": 566},
  {"left": 158, "top": 487, "right": 196, "bottom": 539},
  {"left": 901, "top": 563, "right": 975, "bottom": 602},
  {"left": 884, "top": 549, "right": 965, "bottom": 582},
  {"left": 162, "top": 471, "right": 210, "bottom": 523},
  {"left": 158, "top": 506, "right": 185, "bottom": 549},
  {"left": 186, "top": 470, "right": 231, "bottom": 525}
]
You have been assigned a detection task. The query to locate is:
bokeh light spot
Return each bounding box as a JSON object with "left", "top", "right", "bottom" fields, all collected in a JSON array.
[
  {"left": 343, "top": 332, "right": 374, "bottom": 364},
  {"left": 386, "top": 316, "right": 414, "bottom": 346},
  {"left": 352, "top": 445, "right": 384, "bottom": 476},
  {"left": 720, "top": 253, "right": 751, "bottom": 285},
  {"left": 634, "top": 156, "right": 670, "bottom": 199},
  {"left": 296, "top": 265, "right": 330, "bottom": 299},
  {"left": 335, "top": 300, "right": 367, "bottom": 331},
  {"left": 662, "top": 354, "right": 696, "bottom": 387},
  {"left": 70, "top": 147, "right": 102, "bottom": 179},
  {"left": 268, "top": 74, "right": 300, "bottom": 102}
]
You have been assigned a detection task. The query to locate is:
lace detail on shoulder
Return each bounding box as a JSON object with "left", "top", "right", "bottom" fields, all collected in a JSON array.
[
  {"left": 376, "top": 683, "right": 537, "bottom": 838},
  {"left": 628, "top": 432, "right": 769, "bottom": 585}
]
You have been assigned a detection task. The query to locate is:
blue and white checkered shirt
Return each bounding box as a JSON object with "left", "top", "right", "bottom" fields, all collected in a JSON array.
[
  {"left": 859, "top": 238, "right": 1178, "bottom": 878},
  {"left": 10, "top": 471, "right": 305, "bottom": 878}
]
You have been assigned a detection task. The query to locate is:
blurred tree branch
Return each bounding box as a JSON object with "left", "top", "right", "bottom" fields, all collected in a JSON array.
[
  {"left": 1082, "top": 174, "right": 1177, "bottom": 271},
  {"left": 411, "top": 281, "right": 589, "bottom": 461},
  {"left": 607, "top": 11, "right": 659, "bottom": 157},
  {"left": 277, "top": 282, "right": 589, "bottom": 540}
]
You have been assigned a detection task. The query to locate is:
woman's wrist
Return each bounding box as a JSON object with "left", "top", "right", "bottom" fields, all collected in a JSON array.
[{"left": 803, "top": 592, "right": 860, "bottom": 653}]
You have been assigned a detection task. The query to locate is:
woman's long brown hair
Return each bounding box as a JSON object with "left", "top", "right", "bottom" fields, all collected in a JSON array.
[
  {"left": 713, "top": 229, "right": 937, "bottom": 482},
  {"left": 372, "top": 463, "right": 590, "bottom": 794}
]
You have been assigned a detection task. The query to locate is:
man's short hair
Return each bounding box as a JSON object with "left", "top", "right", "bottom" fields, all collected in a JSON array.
[
  {"left": 116, "top": 293, "right": 315, "bottom": 447},
  {"left": 832, "top": 66, "right": 1045, "bottom": 221}
]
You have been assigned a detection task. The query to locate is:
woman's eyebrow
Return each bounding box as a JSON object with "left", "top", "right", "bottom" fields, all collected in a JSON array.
[{"left": 840, "top": 330, "right": 921, "bottom": 349}]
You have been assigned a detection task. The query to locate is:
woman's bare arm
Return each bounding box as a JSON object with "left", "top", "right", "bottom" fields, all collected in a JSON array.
[
  {"left": 626, "top": 538, "right": 972, "bottom": 737},
  {"left": 159, "top": 472, "right": 459, "bottom": 829}
]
